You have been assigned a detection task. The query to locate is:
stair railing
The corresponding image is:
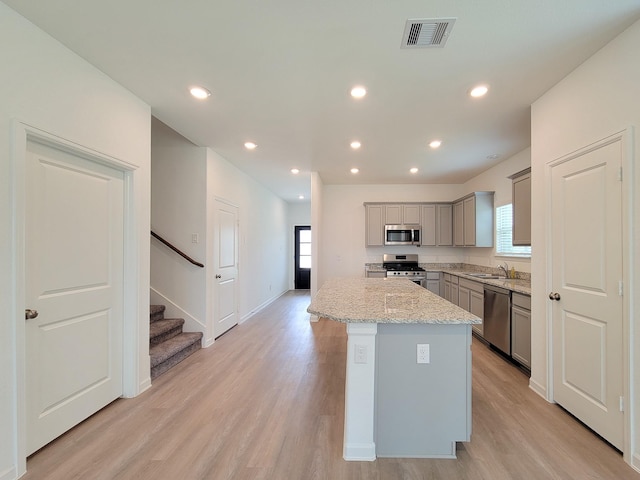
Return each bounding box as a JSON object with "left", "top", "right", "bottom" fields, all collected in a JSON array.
[{"left": 151, "top": 231, "right": 205, "bottom": 268}]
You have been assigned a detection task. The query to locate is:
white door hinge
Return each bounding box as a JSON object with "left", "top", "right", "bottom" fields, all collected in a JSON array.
[
  {"left": 618, "top": 280, "right": 624, "bottom": 296},
  {"left": 619, "top": 396, "right": 624, "bottom": 412},
  {"left": 618, "top": 167, "right": 623, "bottom": 181}
]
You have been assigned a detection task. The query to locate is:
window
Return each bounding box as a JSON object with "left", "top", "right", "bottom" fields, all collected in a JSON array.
[
  {"left": 298, "top": 228, "right": 312, "bottom": 268},
  {"left": 496, "top": 204, "right": 531, "bottom": 257}
]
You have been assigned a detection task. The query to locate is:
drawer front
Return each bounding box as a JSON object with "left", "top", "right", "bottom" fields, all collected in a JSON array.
[
  {"left": 426, "top": 272, "right": 441, "bottom": 280},
  {"left": 458, "top": 278, "right": 483, "bottom": 293},
  {"left": 512, "top": 292, "right": 531, "bottom": 310}
]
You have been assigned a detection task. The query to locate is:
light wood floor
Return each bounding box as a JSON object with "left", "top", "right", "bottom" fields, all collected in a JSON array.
[{"left": 24, "top": 290, "right": 639, "bottom": 480}]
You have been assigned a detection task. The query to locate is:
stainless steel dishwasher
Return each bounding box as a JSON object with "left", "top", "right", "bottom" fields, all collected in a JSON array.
[{"left": 483, "top": 285, "right": 511, "bottom": 355}]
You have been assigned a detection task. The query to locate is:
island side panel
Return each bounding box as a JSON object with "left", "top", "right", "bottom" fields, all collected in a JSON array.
[
  {"left": 375, "top": 323, "right": 472, "bottom": 458},
  {"left": 343, "top": 323, "right": 378, "bottom": 461}
]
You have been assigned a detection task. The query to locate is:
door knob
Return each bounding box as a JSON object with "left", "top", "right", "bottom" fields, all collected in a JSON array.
[
  {"left": 215, "top": 274, "right": 222, "bottom": 279},
  {"left": 548, "top": 292, "right": 561, "bottom": 301},
  {"left": 25, "top": 309, "right": 39, "bottom": 319}
]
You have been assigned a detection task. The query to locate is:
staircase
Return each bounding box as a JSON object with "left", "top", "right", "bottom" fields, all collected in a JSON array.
[{"left": 150, "top": 305, "right": 203, "bottom": 380}]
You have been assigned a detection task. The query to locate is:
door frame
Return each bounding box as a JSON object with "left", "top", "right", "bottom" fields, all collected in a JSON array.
[
  {"left": 544, "top": 128, "right": 633, "bottom": 461},
  {"left": 11, "top": 122, "right": 143, "bottom": 474}
]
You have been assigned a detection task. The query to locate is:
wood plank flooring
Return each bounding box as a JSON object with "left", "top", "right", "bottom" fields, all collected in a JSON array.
[{"left": 24, "top": 290, "right": 639, "bottom": 479}]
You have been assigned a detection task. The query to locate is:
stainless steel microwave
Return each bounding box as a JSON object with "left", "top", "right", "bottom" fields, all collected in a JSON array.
[{"left": 384, "top": 225, "right": 421, "bottom": 246}]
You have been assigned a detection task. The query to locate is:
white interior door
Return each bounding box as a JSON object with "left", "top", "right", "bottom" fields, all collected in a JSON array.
[
  {"left": 550, "top": 136, "right": 624, "bottom": 449},
  {"left": 25, "top": 140, "right": 124, "bottom": 455},
  {"left": 213, "top": 199, "right": 238, "bottom": 338}
]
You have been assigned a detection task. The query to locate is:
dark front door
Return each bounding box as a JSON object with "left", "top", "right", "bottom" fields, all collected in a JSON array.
[{"left": 294, "top": 226, "right": 311, "bottom": 289}]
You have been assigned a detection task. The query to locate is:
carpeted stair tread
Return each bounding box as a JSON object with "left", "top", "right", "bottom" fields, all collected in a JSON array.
[
  {"left": 150, "top": 331, "right": 203, "bottom": 368},
  {"left": 149, "top": 318, "right": 185, "bottom": 346},
  {"left": 150, "top": 304, "right": 166, "bottom": 323}
]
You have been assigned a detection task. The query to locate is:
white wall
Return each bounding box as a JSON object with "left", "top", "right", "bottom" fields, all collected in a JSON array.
[
  {"left": 206, "top": 148, "right": 289, "bottom": 322},
  {"left": 0, "top": 3, "right": 151, "bottom": 479},
  {"left": 288, "top": 202, "right": 311, "bottom": 289},
  {"left": 531, "top": 19, "right": 639, "bottom": 469},
  {"left": 150, "top": 118, "right": 208, "bottom": 338},
  {"left": 462, "top": 148, "right": 531, "bottom": 273}
]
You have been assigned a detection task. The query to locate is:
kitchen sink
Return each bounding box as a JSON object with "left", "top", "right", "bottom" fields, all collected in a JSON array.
[{"left": 466, "top": 273, "right": 503, "bottom": 279}]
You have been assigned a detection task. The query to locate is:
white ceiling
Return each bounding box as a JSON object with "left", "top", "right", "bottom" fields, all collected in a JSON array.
[{"left": 5, "top": 1, "right": 640, "bottom": 202}]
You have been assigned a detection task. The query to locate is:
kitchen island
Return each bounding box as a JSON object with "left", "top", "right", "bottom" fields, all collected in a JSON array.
[{"left": 307, "top": 278, "right": 480, "bottom": 461}]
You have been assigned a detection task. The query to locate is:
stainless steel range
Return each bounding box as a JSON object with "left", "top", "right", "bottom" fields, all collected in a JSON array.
[{"left": 382, "top": 253, "right": 426, "bottom": 285}]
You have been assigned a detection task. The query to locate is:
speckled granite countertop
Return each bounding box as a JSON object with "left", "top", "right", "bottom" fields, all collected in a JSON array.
[
  {"left": 307, "top": 278, "right": 480, "bottom": 325},
  {"left": 364, "top": 264, "right": 531, "bottom": 295},
  {"left": 443, "top": 271, "right": 531, "bottom": 295}
]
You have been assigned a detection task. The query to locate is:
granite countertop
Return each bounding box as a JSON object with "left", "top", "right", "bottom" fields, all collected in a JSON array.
[
  {"left": 441, "top": 270, "right": 531, "bottom": 295},
  {"left": 365, "top": 264, "right": 531, "bottom": 295},
  {"left": 307, "top": 277, "right": 480, "bottom": 325}
]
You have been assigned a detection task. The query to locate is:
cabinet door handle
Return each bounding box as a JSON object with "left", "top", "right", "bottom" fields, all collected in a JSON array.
[
  {"left": 215, "top": 274, "right": 222, "bottom": 279},
  {"left": 548, "top": 292, "right": 561, "bottom": 301},
  {"left": 25, "top": 309, "right": 39, "bottom": 320}
]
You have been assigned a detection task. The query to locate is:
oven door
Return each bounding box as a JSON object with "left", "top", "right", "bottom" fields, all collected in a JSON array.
[{"left": 384, "top": 225, "right": 420, "bottom": 245}]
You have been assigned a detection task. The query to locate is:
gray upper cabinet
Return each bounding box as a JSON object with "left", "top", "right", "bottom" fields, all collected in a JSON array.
[
  {"left": 421, "top": 204, "right": 437, "bottom": 246},
  {"left": 453, "top": 200, "right": 464, "bottom": 246},
  {"left": 510, "top": 168, "right": 531, "bottom": 246},
  {"left": 437, "top": 204, "right": 453, "bottom": 246},
  {"left": 422, "top": 203, "right": 453, "bottom": 247},
  {"left": 453, "top": 192, "right": 495, "bottom": 247},
  {"left": 365, "top": 204, "right": 384, "bottom": 247},
  {"left": 386, "top": 204, "right": 420, "bottom": 225}
]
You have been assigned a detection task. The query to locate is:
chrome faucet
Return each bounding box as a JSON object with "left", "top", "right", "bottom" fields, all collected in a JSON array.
[{"left": 497, "top": 262, "right": 509, "bottom": 278}]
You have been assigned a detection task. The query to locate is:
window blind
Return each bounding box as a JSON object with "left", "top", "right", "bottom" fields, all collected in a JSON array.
[{"left": 496, "top": 204, "right": 531, "bottom": 257}]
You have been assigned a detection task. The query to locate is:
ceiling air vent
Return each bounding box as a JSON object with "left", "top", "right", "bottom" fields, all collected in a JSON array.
[{"left": 401, "top": 18, "right": 456, "bottom": 49}]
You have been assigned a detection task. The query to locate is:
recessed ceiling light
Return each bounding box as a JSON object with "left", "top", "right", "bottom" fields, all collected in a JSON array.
[
  {"left": 244, "top": 142, "right": 257, "bottom": 150},
  {"left": 350, "top": 141, "right": 361, "bottom": 149},
  {"left": 298, "top": 195, "right": 305, "bottom": 200},
  {"left": 429, "top": 140, "right": 442, "bottom": 149},
  {"left": 350, "top": 168, "right": 359, "bottom": 174},
  {"left": 486, "top": 154, "right": 501, "bottom": 160},
  {"left": 470, "top": 85, "right": 489, "bottom": 98},
  {"left": 410, "top": 167, "right": 419, "bottom": 174},
  {"left": 190, "top": 86, "right": 211, "bottom": 99},
  {"left": 350, "top": 86, "right": 367, "bottom": 98},
  {"left": 291, "top": 168, "right": 300, "bottom": 174}
]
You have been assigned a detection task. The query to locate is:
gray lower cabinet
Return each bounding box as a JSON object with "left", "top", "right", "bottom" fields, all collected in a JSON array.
[
  {"left": 511, "top": 292, "right": 531, "bottom": 368},
  {"left": 366, "top": 270, "right": 386, "bottom": 279},
  {"left": 425, "top": 272, "right": 441, "bottom": 295},
  {"left": 443, "top": 274, "right": 451, "bottom": 301},
  {"left": 450, "top": 278, "right": 459, "bottom": 306},
  {"left": 459, "top": 278, "right": 484, "bottom": 337}
]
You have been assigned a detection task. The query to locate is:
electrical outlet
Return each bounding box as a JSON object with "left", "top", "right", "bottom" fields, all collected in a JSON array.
[
  {"left": 191, "top": 233, "right": 199, "bottom": 244},
  {"left": 354, "top": 344, "right": 367, "bottom": 364},
  {"left": 417, "top": 344, "right": 430, "bottom": 364}
]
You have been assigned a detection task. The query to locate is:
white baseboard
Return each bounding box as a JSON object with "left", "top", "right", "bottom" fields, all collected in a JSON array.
[
  {"left": 138, "top": 376, "right": 152, "bottom": 394},
  {"left": 150, "top": 287, "right": 206, "bottom": 337},
  {"left": 528, "top": 378, "right": 548, "bottom": 400},
  {"left": 239, "top": 290, "right": 288, "bottom": 324},
  {"left": 0, "top": 465, "right": 17, "bottom": 480},
  {"left": 632, "top": 453, "right": 640, "bottom": 473},
  {"left": 343, "top": 442, "right": 376, "bottom": 461}
]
